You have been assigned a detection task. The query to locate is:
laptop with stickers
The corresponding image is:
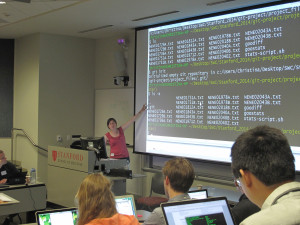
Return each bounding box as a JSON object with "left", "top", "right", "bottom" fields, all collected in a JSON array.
[
  {"left": 115, "top": 195, "right": 137, "bottom": 217},
  {"left": 36, "top": 207, "right": 78, "bottom": 225}
]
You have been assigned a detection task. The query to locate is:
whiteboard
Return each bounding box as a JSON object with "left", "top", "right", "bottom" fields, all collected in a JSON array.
[{"left": 95, "top": 88, "right": 134, "bottom": 145}]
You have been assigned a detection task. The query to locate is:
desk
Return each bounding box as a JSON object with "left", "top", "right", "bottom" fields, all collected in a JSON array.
[{"left": 0, "top": 183, "right": 47, "bottom": 216}]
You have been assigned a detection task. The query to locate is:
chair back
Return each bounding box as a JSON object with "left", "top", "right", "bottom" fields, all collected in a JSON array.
[{"left": 150, "top": 172, "right": 165, "bottom": 196}]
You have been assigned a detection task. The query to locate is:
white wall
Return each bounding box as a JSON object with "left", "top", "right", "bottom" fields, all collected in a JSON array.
[
  {"left": 12, "top": 34, "right": 96, "bottom": 184},
  {"left": 95, "top": 32, "right": 135, "bottom": 89},
  {"left": 38, "top": 34, "right": 95, "bottom": 183},
  {"left": 0, "top": 139, "right": 12, "bottom": 159},
  {"left": 13, "top": 34, "right": 40, "bottom": 174}
]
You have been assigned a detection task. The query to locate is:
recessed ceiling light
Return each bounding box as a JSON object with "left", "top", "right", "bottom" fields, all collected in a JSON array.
[
  {"left": 207, "top": 0, "right": 235, "bottom": 6},
  {"left": 132, "top": 11, "right": 180, "bottom": 22},
  {"left": 78, "top": 25, "right": 113, "bottom": 34}
]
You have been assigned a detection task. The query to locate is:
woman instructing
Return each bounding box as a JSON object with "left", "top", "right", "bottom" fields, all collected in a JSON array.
[{"left": 104, "top": 104, "right": 147, "bottom": 163}]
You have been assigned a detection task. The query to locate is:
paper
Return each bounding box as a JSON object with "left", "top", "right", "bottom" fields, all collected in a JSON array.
[
  {"left": 0, "top": 193, "right": 19, "bottom": 205},
  {"left": 0, "top": 193, "right": 12, "bottom": 202}
]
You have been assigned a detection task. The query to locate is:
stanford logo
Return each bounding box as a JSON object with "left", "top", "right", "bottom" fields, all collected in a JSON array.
[{"left": 52, "top": 151, "right": 57, "bottom": 162}]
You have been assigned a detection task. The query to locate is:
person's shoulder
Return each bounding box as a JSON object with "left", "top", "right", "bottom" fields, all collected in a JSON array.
[
  {"left": 143, "top": 206, "right": 165, "bottom": 225},
  {"left": 3, "top": 161, "right": 16, "bottom": 169},
  {"left": 242, "top": 201, "right": 300, "bottom": 225},
  {"left": 114, "top": 213, "right": 139, "bottom": 225},
  {"left": 85, "top": 214, "right": 139, "bottom": 225}
]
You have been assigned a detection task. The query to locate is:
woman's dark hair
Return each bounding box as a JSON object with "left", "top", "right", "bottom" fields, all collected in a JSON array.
[{"left": 106, "top": 118, "right": 117, "bottom": 128}]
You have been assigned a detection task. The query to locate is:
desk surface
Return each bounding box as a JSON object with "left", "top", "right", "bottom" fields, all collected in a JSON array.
[{"left": 0, "top": 183, "right": 47, "bottom": 216}]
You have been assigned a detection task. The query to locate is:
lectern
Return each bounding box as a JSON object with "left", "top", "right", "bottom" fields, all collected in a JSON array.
[{"left": 47, "top": 146, "right": 127, "bottom": 207}]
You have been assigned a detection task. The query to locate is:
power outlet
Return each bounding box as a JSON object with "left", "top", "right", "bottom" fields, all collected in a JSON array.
[{"left": 56, "top": 135, "right": 62, "bottom": 143}]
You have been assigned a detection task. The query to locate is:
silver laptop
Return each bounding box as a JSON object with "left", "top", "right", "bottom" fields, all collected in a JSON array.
[
  {"left": 115, "top": 195, "right": 137, "bottom": 217},
  {"left": 188, "top": 189, "right": 208, "bottom": 199},
  {"left": 161, "top": 197, "right": 236, "bottom": 225},
  {"left": 36, "top": 207, "right": 78, "bottom": 225}
]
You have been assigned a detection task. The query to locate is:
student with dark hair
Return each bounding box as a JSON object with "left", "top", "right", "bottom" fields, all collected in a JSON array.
[
  {"left": 231, "top": 125, "right": 300, "bottom": 225},
  {"left": 76, "top": 173, "right": 139, "bottom": 225},
  {"left": 143, "top": 157, "right": 195, "bottom": 225},
  {"left": 104, "top": 104, "right": 146, "bottom": 165}
]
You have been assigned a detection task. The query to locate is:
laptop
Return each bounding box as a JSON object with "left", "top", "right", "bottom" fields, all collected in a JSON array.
[
  {"left": 188, "top": 189, "right": 208, "bottom": 199},
  {"left": 36, "top": 207, "right": 78, "bottom": 225},
  {"left": 115, "top": 195, "right": 137, "bottom": 217},
  {"left": 161, "top": 197, "right": 236, "bottom": 225}
]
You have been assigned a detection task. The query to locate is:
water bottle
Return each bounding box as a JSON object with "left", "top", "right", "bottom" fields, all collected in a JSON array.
[{"left": 30, "top": 168, "right": 36, "bottom": 184}]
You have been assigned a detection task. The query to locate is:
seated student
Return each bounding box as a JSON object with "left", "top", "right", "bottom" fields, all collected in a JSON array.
[
  {"left": 75, "top": 173, "right": 139, "bottom": 225},
  {"left": 143, "top": 157, "right": 195, "bottom": 225},
  {"left": 231, "top": 125, "right": 300, "bottom": 225},
  {"left": 0, "top": 150, "right": 25, "bottom": 185}
]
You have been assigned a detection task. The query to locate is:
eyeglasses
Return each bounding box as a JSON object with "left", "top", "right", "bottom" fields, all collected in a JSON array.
[{"left": 234, "top": 178, "right": 242, "bottom": 189}]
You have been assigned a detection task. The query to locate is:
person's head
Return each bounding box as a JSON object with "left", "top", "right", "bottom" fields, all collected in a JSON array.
[
  {"left": 231, "top": 125, "right": 295, "bottom": 186},
  {"left": 0, "top": 150, "right": 7, "bottom": 167},
  {"left": 76, "top": 173, "right": 117, "bottom": 225},
  {"left": 162, "top": 157, "right": 195, "bottom": 195},
  {"left": 107, "top": 118, "right": 117, "bottom": 130}
]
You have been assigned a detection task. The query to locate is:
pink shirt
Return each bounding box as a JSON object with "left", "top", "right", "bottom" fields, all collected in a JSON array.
[{"left": 105, "top": 127, "right": 129, "bottom": 159}]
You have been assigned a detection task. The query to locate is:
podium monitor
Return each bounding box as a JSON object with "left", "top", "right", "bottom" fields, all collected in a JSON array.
[{"left": 80, "top": 137, "right": 108, "bottom": 159}]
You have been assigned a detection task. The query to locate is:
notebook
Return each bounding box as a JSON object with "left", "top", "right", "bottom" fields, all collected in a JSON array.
[
  {"left": 161, "top": 197, "right": 236, "bottom": 225},
  {"left": 36, "top": 207, "right": 78, "bottom": 225},
  {"left": 115, "top": 195, "right": 137, "bottom": 217},
  {"left": 188, "top": 189, "right": 208, "bottom": 199}
]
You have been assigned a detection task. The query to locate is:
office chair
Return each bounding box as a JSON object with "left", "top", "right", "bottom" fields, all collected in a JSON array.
[{"left": 136, "top": 172, "right": 168, "bottom": 211}]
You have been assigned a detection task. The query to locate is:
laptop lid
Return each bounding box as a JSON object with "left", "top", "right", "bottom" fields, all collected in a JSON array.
[
  {"left": 188, "top": 189, "right": 208, "bottom": 199},
  {"left": 115, "top": 195, "right": 137, "bottom": 217},
  {"left": 36, "top": 207, "right": 78, "bottom": 225},
  {"left": 161, "top": 197, "right": 236, "bottom": 225}
]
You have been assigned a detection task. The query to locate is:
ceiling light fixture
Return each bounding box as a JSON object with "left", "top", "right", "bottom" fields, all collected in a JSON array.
[
  {"left": 207, "top": 0, "right": 235, "bottom": 6},
  {"left": 78, "top": 25, "right": 113, "bottom": 34},
  {"left": 132, "top": 10, "right": 180, "bottom": 22}
]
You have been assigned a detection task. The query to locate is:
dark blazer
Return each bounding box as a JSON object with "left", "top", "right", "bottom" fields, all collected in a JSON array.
[
  {"left": 231, "top": 194, "right": 260, "bottom": 225},
  {"left": 0, "top": 161, "right": 25, "bottom": 185}
]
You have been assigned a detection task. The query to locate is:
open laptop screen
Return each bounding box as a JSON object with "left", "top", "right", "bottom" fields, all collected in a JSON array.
[
  {"left": 115, "top": 195, "right": 137, "bottom": 217},
  {"left": 36, "top": 208, "right": 78, "bottom": 225},
  {"left": 162, "top": 197, "right": 236, "bottom": 225},
  {"left": 188, "top": 189, "right": 208, "bottom": 200}
]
